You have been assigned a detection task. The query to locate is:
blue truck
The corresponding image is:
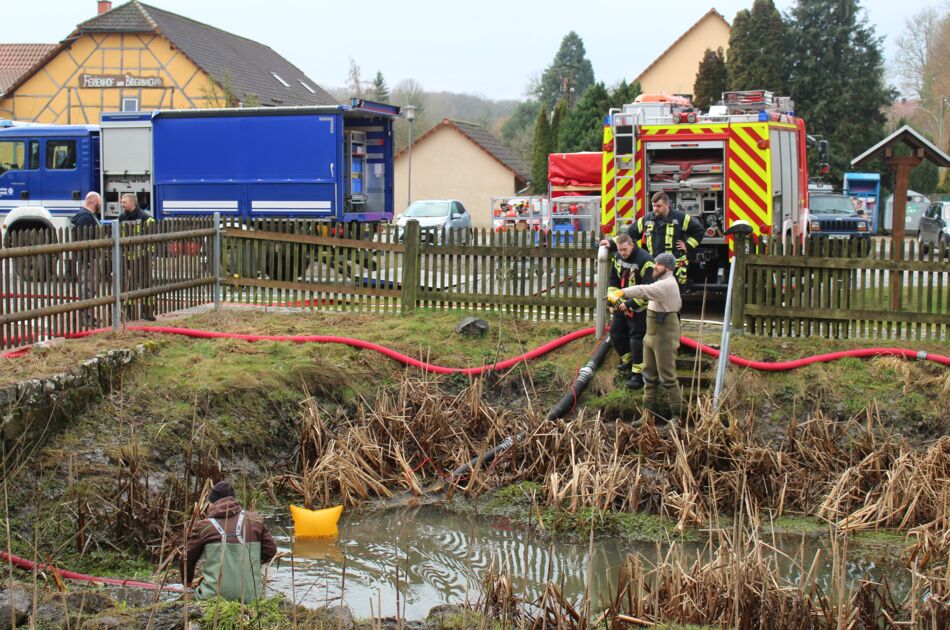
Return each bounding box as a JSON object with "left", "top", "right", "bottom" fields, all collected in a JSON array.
[{"left": 0, "top": 100, "right": 399, "bottom": 246}]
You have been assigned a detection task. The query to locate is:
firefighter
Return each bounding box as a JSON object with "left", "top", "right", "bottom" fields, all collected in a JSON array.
[
  {"left": 607, "top": 252, "right": 684, "bottom": 424},
  {"left": 624, "top": 191, "right": 704, "bottom": 288},
  {"left": 119, "top": 193, "right": 156, "bottom": 321},
  {"left": 604, "top": 233, "right": 654, "bottom": 390}
]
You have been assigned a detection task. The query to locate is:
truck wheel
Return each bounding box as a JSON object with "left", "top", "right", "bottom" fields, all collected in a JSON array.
[
  {"left": 4, "top": 228, "right": 56, "bottom": 282},
  {"left": 266, "top": 245, "right": 311, "bottom": 281}
]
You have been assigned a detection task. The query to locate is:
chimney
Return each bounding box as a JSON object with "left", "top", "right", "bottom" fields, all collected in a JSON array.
[{"left": 98, "top": 1, "right": 112, "bottom": 14}]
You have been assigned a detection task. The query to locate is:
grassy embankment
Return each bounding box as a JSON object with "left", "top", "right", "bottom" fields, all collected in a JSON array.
[{"left": 2, "top": 308, "right": 948, "bottom": 627}]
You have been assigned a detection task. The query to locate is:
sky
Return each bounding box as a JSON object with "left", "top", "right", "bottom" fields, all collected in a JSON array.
[{"left": 2, "top": 0, "right": 938, "bottom": 100}]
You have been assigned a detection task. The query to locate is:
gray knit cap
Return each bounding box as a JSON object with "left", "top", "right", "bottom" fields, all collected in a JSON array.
[{"left": 654, "top": 252, "right": 676, "bottom": 269}]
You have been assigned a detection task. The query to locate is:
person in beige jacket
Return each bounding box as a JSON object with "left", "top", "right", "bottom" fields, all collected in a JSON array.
[{"left": 609, "top": 252, "right": 683, "bottom": 423}]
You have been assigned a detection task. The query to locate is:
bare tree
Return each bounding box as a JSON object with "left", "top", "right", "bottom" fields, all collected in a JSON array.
[
  {"left": 347, "top": 58, "right": 363, "bottom": 99},
  {"left": 895, "top": 7, "right": 945, "bottom": 100}
]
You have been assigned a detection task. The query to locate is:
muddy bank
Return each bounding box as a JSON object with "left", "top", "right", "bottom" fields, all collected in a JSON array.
[{"left": 1, "top": 310, "right": 948, "bottom": 627}]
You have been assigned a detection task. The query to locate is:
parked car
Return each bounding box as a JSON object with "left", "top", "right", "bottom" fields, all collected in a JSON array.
[
  {"left": 918, "top": 201, "right": 950, "bottom": 255},
  {"left": 395, "top": 200, "right": 473, "bottom": 244},
  {"left": 807, "top": 192, "right": 872, "bottom": 252}
]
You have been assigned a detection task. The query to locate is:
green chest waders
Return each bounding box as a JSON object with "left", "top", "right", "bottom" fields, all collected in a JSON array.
[{"left": 195, "top": 510, "right": 264, "bottom": 602}]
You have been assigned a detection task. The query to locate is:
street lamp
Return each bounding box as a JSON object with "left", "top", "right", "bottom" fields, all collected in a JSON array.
[{"left": 403, "top": 105, "right": 416, "bottom": 207}]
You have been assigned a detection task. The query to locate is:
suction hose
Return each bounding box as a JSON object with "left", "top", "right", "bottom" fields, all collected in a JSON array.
[{"left": 547, "top": 335, "right": 613, "bottom": 420}]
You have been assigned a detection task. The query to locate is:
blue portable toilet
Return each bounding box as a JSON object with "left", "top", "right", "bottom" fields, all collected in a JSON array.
[{"left": 843, "top": 172, "right": 881, "bottom": 233}]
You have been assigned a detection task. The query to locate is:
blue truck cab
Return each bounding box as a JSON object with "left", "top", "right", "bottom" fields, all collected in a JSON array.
[
  {"left": 0, "top": 121, "right": 100, "bottom": 243},
  {"left": 1, "top": 100, "right": 399, "bottom": 252}
]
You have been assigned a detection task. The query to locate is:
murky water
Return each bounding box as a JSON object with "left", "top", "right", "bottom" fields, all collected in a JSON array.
[{"left": 262, "top": 506, "right": 909, "bottom": 620}]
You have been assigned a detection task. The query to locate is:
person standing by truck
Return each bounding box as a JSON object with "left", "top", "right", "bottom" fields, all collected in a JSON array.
[
  {"left": 71, "top": 192, "right": 102, "bottom": 326},
  {"left": 606, "top": 192, "right": 705, "bottom": 288},
  {"left": 604, "top": 233, "right": 655, "bottom": 390},
  {"left": 118, "top": 193, "right": 156, "bottom": 321}
]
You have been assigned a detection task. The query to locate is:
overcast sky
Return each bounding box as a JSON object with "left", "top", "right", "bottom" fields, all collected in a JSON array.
[{"left": 3, "top": 0, "right": 937, "bottom": 100}]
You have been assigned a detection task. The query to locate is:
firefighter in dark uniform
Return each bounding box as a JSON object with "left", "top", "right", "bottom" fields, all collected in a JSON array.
[
  {"left": 604, "top": 233, "right": 655, "bottom": 390},
  {"left": 627, "top": 191, "right": 704, "bottom": 288},
  {"left": 119, "top": 193, "right": 157, "bottom": 321}
]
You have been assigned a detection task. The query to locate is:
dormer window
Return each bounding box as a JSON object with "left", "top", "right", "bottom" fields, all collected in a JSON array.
[{"left": 271, "top": 72, "right": 289, "bottom": 87}]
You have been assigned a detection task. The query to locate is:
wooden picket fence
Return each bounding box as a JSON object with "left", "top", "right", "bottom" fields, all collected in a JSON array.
[
  {"left": 733, "top": 236, "right": 950, "bottom": 341},
  {"left": 0, "top": 218, "right": 216, "bottom": 350},
  {"left": 221, "top": 220, "right": 599, "bottom": 322}
]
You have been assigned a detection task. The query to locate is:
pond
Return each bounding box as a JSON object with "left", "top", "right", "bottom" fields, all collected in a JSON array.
[{"left": 262, "top": 505, "right": 909, "bottom": 620}]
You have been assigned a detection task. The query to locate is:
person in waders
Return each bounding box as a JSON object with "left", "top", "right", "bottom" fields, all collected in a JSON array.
[
  {"left": 608, "top": 252, "right": 684, "bottom": 425},
  {"left": 182, "top": 481, "right": 277, "bottom": 601}
]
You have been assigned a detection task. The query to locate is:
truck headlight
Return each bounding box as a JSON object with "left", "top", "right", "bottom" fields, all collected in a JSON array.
[
  {"left": 809, "top": 220, "right": 821, "bottom": 232},
  {"left": 856, "top": 222, "right": 867, "bottom": 231}
]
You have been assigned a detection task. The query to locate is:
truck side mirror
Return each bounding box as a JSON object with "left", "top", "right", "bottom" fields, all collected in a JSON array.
[{"left": 817, "top": 139, "right": 829, "bottom": 165}]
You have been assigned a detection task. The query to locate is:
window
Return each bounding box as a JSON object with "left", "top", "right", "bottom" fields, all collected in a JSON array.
[
  {"left": 28, "top": 141, "right": 40, "bottom": 169},
  {"left": 0, "top": 140, "right": 26, "bottom": 174},
  {"left": 452, "top": 202, "right": 466, "bottom": 215},
  {"left": 271, "top": 72, "right": 290, "bottom": 87},
  {"left": 121, "top": 97, "right": 140, "bottom": 112},
  {"left": 299, "top": 81, "right": 316, "bottom": 94},
  {"left": 46, "top": 140, "right": 77, "bottom": 170}
]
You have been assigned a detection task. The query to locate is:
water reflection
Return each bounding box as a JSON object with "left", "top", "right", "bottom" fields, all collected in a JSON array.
[{"left": 263, "top": 506, "right": 910, "bottom": 620}]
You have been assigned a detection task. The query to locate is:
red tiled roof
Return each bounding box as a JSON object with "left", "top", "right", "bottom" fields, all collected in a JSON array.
[{"left": 0, "top": 44, "right": 58, "bottom": 97}]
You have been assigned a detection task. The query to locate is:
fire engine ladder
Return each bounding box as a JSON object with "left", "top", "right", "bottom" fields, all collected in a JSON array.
[{"left": 612, "top": 115, "right": 638, "bottom": 231}]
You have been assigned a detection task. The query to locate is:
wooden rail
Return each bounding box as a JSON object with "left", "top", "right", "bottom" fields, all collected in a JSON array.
[{"left": 735, "top": 236, "right": 949, "bottom": 340}]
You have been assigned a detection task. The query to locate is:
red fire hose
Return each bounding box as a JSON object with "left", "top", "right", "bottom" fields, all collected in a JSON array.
[
  {"left": 0, "top": 551, "right": 182, "bottom": 592},
  {"left": 3, "top": 326, "right": 949, "bottom": 368},
  {"left": 679, "top": 337, "right": 950, "bottom": 368}
]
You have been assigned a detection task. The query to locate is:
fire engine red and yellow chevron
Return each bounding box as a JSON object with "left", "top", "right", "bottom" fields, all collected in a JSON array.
[
  {"left": 601, "top": 125, "right": 616, "bottom": 234},
  {"left": 641, "top": 124, "right": 728, "bottom": 137},
  {"left": 726, "top": 123, "right": 771, "bottom": 239}
]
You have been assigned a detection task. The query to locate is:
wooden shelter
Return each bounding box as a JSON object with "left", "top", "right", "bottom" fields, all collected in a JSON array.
[{"left": 852, "top": 125, "right": 950, "bottom": 309}]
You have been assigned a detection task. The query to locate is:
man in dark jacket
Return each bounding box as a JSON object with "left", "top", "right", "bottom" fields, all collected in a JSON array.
[
  {"left": 118, "top": 193, "right": 156, "bottom": 320},
  {"left": 182, "top": 481, "right": 277, "bottom": 602},
  {"left": 604, "top": 233, "right": 654, "bottom": 389},
  {"left": 626, "top": 191, "right": 704, "bottom": 287},
  {"left": 72, "top": 192, "right": 101, "bottom": 326}
]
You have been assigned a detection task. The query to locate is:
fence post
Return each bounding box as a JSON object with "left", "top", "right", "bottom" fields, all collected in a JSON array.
[
  {"left": 595, "top": 244, "right": 610, "bottom": 338},
  {"left": 213, "top": 212, "right": 222, "bottom": 311},
  {"left": 112, "top": 221, "right": 122, "bottom": 332},
  {"left": 401, "top": 220, "right": 421, "bottom": 314},
  {"left": 730, "top": 233, "right": 748, "bottom": 335}
]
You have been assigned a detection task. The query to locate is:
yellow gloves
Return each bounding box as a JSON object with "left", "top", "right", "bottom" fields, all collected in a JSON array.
[{"left": 607, "top": 289, "right": 625, "bottom": 305}]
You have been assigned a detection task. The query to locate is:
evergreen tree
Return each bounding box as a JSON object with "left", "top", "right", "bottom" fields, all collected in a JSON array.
[
  {"left": 693, "top": 48, "right": 728, "bottom": 110},
  {"left": 537, "top": 32, "right": 595, "bottom": 110},
  {"left": 787, "top": 0, "right": 894, "bottom": 181},
  {"left": 727, "top": 0, "right": 789, "bottom": 92},
  {"left": 557, "top": 82, "right": 610, "bottom": 153},
  {"left": 549, "top": 99, "right": 569, "bottom": 152},
  {"left": 531, "top": 106, "right": 552, "bottom": 193},
  {"left": 372, "top": 71, "right": 390, "bottom": 103},
  {"left": 501, "top": 100, "right": 541, "bottom": 164},
  {"left": 609, "top": 80, "right": 641, "bottom": 109}
]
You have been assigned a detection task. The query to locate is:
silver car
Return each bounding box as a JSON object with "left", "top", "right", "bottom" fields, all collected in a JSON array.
[
  {"left": 918, "top": 201, "right": 950, "bottom": 255},
  {"left": 395, "top": 199, "right": 473, "bottom": 244}
]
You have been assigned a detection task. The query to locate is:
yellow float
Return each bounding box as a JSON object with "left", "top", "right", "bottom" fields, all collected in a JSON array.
[{"left": 289, "top": 504, "right": 343, "bottom": 539}]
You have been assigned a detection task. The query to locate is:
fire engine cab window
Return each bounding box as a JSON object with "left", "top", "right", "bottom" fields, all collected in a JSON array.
[
  {"left": 0, "top": 141, "right": 26, "bottom": 174},
  {"left": 46, "top": 141, "right": 77, "bottom": 170}
]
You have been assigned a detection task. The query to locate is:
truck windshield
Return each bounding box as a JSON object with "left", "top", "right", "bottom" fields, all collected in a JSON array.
[
  {"left": 404, "top": 201, "right": 450, "bottom": 218},
  {"left": 810, "top": 196, "right": 856, "bottom": 215}
]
